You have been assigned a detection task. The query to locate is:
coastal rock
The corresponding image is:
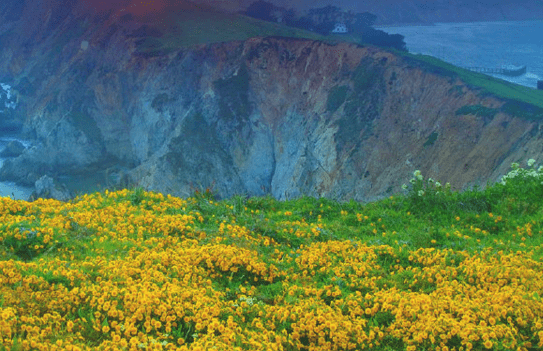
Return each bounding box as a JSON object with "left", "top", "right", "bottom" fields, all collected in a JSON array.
[
  {"left": 1, "top": 2, "right": 543, "bottom": 202},
  {"left": 0, "top": 140, "right": 26, "bottom": 157},
  {"left": 32, "top": 175, "right": 73, "bottom": 202}
]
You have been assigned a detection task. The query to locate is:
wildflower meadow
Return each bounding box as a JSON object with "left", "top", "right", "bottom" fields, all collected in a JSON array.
[{"left": 1, "top": 161, "right": 543, "bottom": 351}]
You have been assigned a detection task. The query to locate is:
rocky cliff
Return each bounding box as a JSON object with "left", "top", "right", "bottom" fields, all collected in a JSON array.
[{"left": 1, "top": 1, "right": 543, "bottom": 201}]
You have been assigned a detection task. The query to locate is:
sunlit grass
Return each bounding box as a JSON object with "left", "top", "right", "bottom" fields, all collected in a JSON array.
[{"left": 1, "top": 161, "right": 543, "bottom": 350}]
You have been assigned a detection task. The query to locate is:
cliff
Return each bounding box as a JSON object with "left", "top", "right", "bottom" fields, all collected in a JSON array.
[{"left": 1, "top": 1, "right": 543, "bottom": 201}]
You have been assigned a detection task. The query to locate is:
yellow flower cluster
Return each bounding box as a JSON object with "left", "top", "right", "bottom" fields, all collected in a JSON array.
[{"left": 1, "top": 189, "right": 542, "bottom": 350}]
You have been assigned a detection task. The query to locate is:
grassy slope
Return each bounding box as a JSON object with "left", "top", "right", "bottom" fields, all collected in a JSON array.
[
  {"left": 135, "top": 10, "right": 543, "bottom": 116},
  {"left": 399, "top": 53, "right": 543, "bottom": 113},
  {"left": 135, "top": 10, "right": 328, "bottom": 53},
  {"left": 1, "top": 163, "right": 543, "bottom": 350}
]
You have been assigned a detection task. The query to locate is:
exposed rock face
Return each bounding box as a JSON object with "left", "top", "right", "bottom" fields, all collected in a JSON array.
[
  {"left": 0, "top": 140, "right": 25, "bottom": 157},
  {"left": 32, "top": 175, "right": 73, "bottom": 202},
  {"left": 1, "top": 2, "right": 543, "bottom": 201}
]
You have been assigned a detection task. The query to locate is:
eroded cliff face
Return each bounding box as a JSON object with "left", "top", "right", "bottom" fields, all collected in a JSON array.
[{"left": 1, "top": 4, "right": 543, "bottom": 201}]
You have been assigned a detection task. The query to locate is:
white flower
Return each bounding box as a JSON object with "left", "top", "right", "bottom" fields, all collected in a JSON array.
[
  {"left": 428, "top": 178, "right": 434, "bottom": 183},
  {"left": 528, "top": 159, "right": 536, "bottom": 167},
  {"left": 401, "top": 184, "right": 408, "bottom": 190},
  {"left": 511, "top": 162, "right": 520, "bottom": 170},
  {"left": 435, "top": 181, "right": 442, "bottom": 188},
  {"left": 418, "top": 190, "right": 425, "bottom": 197},
  {"left": 414, "top": 170, "right": 423, "bottom": 180}
]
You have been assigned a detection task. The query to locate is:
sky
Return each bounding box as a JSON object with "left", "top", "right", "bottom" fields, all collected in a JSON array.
[
  {"left": 81, "top": 0, "right": 177, "bottom": 15},
  {"left": 78, "top": 0, "right": 231, "bottom": 19},
  {"left": 76, "top": 0, "right": 543, "bottom": 23},
  {"left": 78, "top": 0, "right": 370, "bottom": 16}
]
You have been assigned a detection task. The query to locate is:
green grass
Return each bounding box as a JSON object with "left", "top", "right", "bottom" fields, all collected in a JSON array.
[
  {"left": 326, "top": 85, "right": 350, "bottom": 112},
  {"left": 134, "top": 10, "right": 329, "bottom": 55},
  {"left": 130, "top": 8, "right": 543, "bottom": 120},
  {"left": 455, "top": 105, "right": 499, "bottom": 118},
  {"left": 400, "top": 53, "right": 543, "bottom": 111},
  {"left": 2, "top": 162, "right": 543, "bottom": 350}
]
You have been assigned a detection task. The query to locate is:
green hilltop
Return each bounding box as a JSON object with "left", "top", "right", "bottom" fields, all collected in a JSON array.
[{"left": 133, "top": 8, "right": 543, "bottom": 116}]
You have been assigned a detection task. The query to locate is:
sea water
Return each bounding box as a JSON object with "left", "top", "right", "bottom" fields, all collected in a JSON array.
[
  {"left": 0, "top": 82, "right": 33, "bottom": 200},
  {"left": 379, "top": 20, "right": 543, "bottom": 89},
  {"left": 0, "top": 137, "right": 34, "bottom": 200}
]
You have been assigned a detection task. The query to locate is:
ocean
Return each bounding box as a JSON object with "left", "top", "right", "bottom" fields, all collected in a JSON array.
[
  {"left": 379, "top": 20, "right": 543, "bottom": 89},
  {"left": 0, "top": 137, "right": 33, "bottom": 200}
]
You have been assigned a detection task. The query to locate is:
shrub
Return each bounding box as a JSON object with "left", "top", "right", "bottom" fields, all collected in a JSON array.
[
  {"left": 326, "top": 85, "right": 349, "bottom": 112},
  {"left": 401, "top": 170, "right": 455, "bottom": 216},
  {"left": 499, "top": 159, "right": 543, "bottom": 211},
  {"left": 455, "top": 104, "right": 499, "bottom": 118}
]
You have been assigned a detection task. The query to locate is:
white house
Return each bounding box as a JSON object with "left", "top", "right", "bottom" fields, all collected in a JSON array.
[
  {"left": 332, "top": 22, "right": 348, "bottom": 33},
  {"left": 272, "top": 10, "right": 283, "bottom": 23}
]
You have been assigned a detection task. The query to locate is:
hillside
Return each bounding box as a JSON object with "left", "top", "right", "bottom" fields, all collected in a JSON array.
[
  {"left": 1, "top": 0, "right": 543, "bottom": 202},
  {"left": 1, "top": 162, "right": 543, "bottom": 350}
]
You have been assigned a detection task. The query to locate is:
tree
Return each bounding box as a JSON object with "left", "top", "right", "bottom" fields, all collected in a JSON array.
[
  {"left": 361, "top": 28, "right": 407, "bottom": 51},
  {"left": 244, "top": 1, "right": 276, "bottom": 22},
  {"left": 355, "top": 12, "right": 377, "bottom": 27},
  {"left": 314, "top": 22, "right": 336, "bottom": 35},
  {"left": 308, "top": 5, "right": 341, "bottom": 23},
  {"left": 292, "top": 16, "right": 314, "bottom": 32},
  {"left": 282, "top": 8, "right": 298, "bottom": 26},
  {"left": 307, "top": 5, "right": 342, "bottom": 35}
]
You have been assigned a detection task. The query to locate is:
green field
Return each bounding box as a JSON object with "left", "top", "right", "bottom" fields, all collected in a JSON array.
[
  {"left": 1, "top": 161, "right": 543, "bottom": 350},
  {"left": 133, "top": 10, "right": 328, "bottom": 55}
]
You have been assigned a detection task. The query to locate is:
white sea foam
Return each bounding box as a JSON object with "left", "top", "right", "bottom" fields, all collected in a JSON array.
[{"left": 1, "top": 82, "right": 17, "bottom": 109}]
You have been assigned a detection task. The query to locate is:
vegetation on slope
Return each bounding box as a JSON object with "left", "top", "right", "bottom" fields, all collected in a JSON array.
[
  {"left": 401, "top": 54, "right": 543, "bottom": 114},
  {"left": 1, "top": 161, "right": 543, "bottom": 350},
  {"left": 133, "top": 10, "right": 327, "bottom": 55},
  {"left": 133, "top": 8, "right": 543, "bottom": 120}
]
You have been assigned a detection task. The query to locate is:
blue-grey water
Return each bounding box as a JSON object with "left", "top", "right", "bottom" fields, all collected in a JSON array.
[
  {"left": 0, "top": 82, "right": 33, "bottom": 199},
  {"left": 0, "top": 137, "right": 33, "bottom": 200},
  {"left": 380, "top": 20, "right": 543, "bottom": 89}
]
